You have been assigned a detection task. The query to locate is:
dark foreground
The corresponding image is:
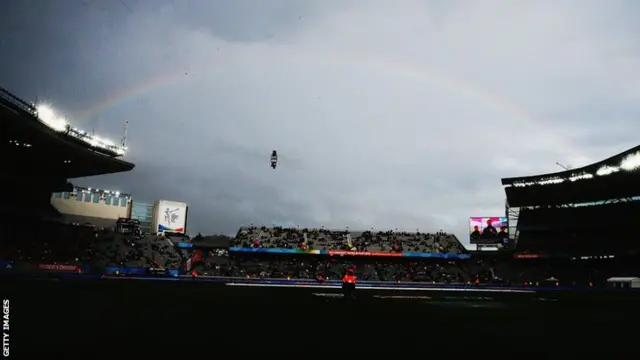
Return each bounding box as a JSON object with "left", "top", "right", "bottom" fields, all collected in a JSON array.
[{"left": 2, "top": 278, "right": 639, "bottom": 355}]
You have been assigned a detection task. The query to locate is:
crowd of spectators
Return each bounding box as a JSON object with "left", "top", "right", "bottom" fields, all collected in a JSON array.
[
  {"left": 234, "top": 226, "right": 465, "bottom": 254},
  {"left": 2, "top": 217, "right": 640, "bottom": 288},
  {"left": 188, "top": 251, "right": 640, "bottom": 287},
  {"left": 203, "top": 254, "right": 469, "bottom": 283},
  {"left": 516, "top": 202, "right": 640, "bottom": 256},
  {"left": 93, "top": 231, "right": 184, "bottom": 269},
  {"left": 0, "top": 216, "right": 185, "bottom": 270},
  {"left": 0, "top": 217, "right": 98, "bottom": 267}
]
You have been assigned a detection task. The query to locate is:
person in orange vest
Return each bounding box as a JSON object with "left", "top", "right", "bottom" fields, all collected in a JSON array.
[{"left": 342, "top": 269, "right": 357, "bottom": 299}]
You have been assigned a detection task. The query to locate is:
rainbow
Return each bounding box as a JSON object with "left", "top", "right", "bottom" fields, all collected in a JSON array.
[{"left": 75, "top": 50, "right": 581, "bottom": 157}]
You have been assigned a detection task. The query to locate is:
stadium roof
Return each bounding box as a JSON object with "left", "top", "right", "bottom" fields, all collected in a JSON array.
[
  {"left": 502, "top": 145, "right": 640, "bottom": 207},
  {"left": 504, "top": 172, "right": 640, "bottom": 207},
  {"left": 1, "top": 87, "right": 134, "bottom": 179},
  {"left": 501, "top": 145, "right": 640, "bottom": 186}
]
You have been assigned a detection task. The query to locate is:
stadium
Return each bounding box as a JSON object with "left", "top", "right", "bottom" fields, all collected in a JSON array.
[{"left": 1, "top": 84, "right": 639, "bottom": 353}]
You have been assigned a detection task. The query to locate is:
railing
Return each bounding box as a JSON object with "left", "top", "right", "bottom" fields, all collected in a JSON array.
[
  {"left": 64, "top": 126, "right": 126, "bottom": 156},
  {"left": 0, "top": 86, "right": 37, "bottom": 115},
  {"left": 1, "top": 85, "right": 126, "bottom": 158}
]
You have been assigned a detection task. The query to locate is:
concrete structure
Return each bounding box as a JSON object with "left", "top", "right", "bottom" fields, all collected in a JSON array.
[
  {"left": 51, "top": 187, "right": 131, "bottom": 226},
  {"left": 607, "top": 277, "right": 640, "bottom": 289},
  {"left": 2, "top": 86, "right": 134, "bottom": 220},
  {"left": 51, "top": 189, "right": 189, "bottom": 234}
]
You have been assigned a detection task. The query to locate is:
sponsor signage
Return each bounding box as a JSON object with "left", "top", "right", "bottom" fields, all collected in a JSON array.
[
  {"left": 148, "top": 267, "right": 168, "bottom": 275},
  {"left": 327, "top": 250, "right": 404, "bottom": 257},
  {"left": 228, "top": 247, "right": 471, "bottom": 259},
  {"left": 513, "top": 254, "right": 541, "bottom": 259},
  {"left": 38, "top": 264, "right": 77, "bottom": 272}
]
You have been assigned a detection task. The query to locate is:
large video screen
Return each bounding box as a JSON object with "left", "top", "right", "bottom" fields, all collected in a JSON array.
[{"left": 469, "top": 217, "right": 509, "bottom": 245}]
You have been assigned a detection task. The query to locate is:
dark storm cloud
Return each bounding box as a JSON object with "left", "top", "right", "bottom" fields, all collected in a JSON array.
[
  {"left": 2, "top": 0, "right": 640, "bottom": 248},
  {"left": 0, "top": 1, "right": 132, "bottom": 102}
]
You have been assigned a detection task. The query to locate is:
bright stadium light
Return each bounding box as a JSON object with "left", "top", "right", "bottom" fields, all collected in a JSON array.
[
  {"left": 596, "top": 166, "right": 618, "bottom": 176},
  {"left": 35, "top": 104, "right": 68, "bottom": 132},
  {"left": 34, "top": 104, "right": 127, "bottom": 157},
  {"left": 619, "top": 153, "right": 640, "bottom": 171},
  {"left": 513, "top": 152, "right": 640, "bottom": 187}
]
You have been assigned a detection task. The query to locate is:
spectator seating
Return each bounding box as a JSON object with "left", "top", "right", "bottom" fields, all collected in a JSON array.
[
  {"left": 91, "top": 233, "right": 186, "bottom": 269},
  {"left": 2, "top": 215, "right": 639, "bottom": 288},
  {"left": 516, "top": 202, "right": 640, "bottom": 255},
  {"left": 184, "top": 250, "right": 640, "bottom": 288},
  {"left": 233, "top": 226, "right": 466, "bottom": 254},
  {"left": 0, "top": 216, "right": 188, "bottom": 270},
  {"left": 0, "top": 218, "right": 98, "bottom": 266}
]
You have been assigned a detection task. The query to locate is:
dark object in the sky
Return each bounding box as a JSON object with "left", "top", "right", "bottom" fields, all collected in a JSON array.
[{"left": 271, "top": 150, "right": 278, "bottom": 169}]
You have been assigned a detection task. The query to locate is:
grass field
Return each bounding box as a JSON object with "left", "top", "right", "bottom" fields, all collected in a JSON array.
[{"left": 2, "top": 277, "right": 638, "bottom": 355}]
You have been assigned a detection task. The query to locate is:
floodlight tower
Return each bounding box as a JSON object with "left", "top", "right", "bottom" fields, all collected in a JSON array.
[
  {"left": 121, "top": 120, "right": 128, "bottom": 149},
  {"left": 556, "top": 162, "right": 572, "bottom": 171},
  {"left": 119, "top": 120, "right": 129, "bottom": 158}
]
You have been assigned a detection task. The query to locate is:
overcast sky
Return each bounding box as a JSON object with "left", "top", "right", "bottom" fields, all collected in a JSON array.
[{"left": 2, "top": 0, "right": 639, "bottom": 247}]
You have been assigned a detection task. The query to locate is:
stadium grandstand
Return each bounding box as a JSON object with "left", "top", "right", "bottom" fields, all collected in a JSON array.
[
  {"left": 0, "top": 85, "right": 198, "bottom": 276},
  {"left": 2, "top": 82, "right": 640, "bottom": 290},
  {"left": 1, "top": 86, "right": 133, "bottom": 217},
  {"left": 233, "top": 226, "right": 467, "bottom": 255},
  {"left": 1, "top": 85, "right": 157, "bottom": 270},
  {"left": 503, "top": 146, "right": 640, "bottom": 256}
]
